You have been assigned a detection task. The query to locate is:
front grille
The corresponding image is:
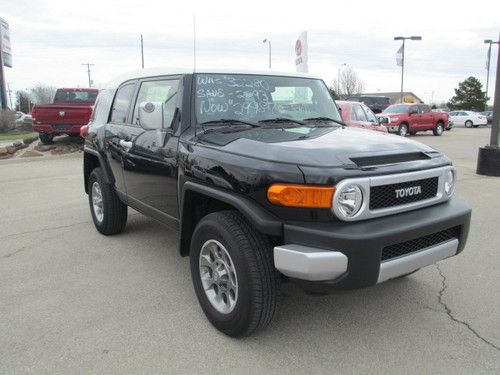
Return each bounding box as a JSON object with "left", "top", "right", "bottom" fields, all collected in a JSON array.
[
  {"left": 370, "top": 177, "right": 438, "bottom": 210},
  {"left": 381, "top": 226, "right": 460, "bottom": 261}
]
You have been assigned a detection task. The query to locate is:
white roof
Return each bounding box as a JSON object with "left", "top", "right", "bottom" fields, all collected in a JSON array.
[{"left": 105, "top": 67, "right": 322, "bottom": 90}]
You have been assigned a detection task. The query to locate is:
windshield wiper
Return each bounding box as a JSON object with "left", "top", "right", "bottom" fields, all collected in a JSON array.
[
  {"left": 302, "top": 117, "right": 346, "bottom": 126},
  {"left": 258, "top": 118, "right": 306, "bottom": 128},
  {"left": 199, "top": 119, "right": 259, "bottom": 127}
]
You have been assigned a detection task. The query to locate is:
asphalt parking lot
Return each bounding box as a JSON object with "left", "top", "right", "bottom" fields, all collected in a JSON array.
[{"left": 1, "top": 127, "right": 499, "bottom": 374}]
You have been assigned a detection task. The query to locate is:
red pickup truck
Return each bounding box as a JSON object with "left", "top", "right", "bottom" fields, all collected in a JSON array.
[
  {"left": 32, "top": 88, "right": 98, "bottom": 144},
  {"left": 376, "top": 103, "right": 449, "bottom": 137}
]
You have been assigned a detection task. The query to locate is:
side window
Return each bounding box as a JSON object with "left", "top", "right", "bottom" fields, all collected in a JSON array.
[
  {"left": 362, "top": 97, "right": 373, "bottom": 105},
  {"left": 362, "top": 104, "right": 377, "bottom": 122},
  {"left": 110, "top": 83, "right": 136, "bottom": 123},
  {"left": 420, "top": 105, "right": 430, "bottom": 113},
  {"left": 351, "top": 104, "right": 367, "bottom": 121},
  {"left": 133, "top": 79, "right": 180, "bottom": 128}
]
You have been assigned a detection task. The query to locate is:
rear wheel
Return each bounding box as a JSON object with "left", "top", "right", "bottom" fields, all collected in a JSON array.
[
  {"left": 398, "top": 123, "right": 409, "bottom": 137},
  {"left": 190, "top": 210, "right": 279, "bottom": 337},
  {"left": 465, "top": 120, "right": 473, "bottom": 128},
  {"left": 39, "top": 132, "right": 54, "bottom": 144},
  {"left": 433, "top": 122, "right": 444, "bottom": 136},
  {"left": 88, "top": 168, "right": 127, "bottom": 235}
]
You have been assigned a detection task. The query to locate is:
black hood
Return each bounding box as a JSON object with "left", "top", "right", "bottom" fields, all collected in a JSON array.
[{"left": 207, "top": 126, "right": 440, "bottom": 168}]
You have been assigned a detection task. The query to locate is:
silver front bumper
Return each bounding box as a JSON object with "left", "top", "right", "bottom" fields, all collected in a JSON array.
[{"left": 274, "top": 238, "right": 459, "bottom": 283}]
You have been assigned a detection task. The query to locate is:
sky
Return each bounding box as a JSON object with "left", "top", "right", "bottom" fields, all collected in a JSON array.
[{"left": 1, "top": 0, "right": 499, "bottom": 106}]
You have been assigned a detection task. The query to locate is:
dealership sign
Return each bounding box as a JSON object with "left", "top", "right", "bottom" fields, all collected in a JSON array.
[
  {"left": 0, "top": 17, "right": 12, "bottom": 67},
  {"left": 295, "top": 31, "right": 308, "bottom": 73}
]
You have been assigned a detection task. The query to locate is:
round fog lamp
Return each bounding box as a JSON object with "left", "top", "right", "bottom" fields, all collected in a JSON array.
[
  {"left": 444, "top": 169, "right": 455, "bottom": 196},
  {"left": 337, "top": 184, "right": 363, "bottom": 218}
]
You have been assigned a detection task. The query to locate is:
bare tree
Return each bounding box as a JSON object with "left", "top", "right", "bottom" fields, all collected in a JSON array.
[
  {"left": 331, "top": 66, "right": 365, "bottom": 99},
  {"left": 29, "top": 83, "right": 57, "bottom": 105}
]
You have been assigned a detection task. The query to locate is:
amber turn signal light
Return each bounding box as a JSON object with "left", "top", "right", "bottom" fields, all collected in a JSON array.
[{"left": 267, "top": 184, "right": 335, "bottom": 208}]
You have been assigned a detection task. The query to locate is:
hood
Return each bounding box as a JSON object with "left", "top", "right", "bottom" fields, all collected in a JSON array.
[{"left": 209, "top": 126, "right": 439, "bottom": 168}]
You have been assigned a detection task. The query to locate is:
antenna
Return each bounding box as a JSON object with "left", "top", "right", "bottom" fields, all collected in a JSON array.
[
  {"left": 193, "top": 15, "right": 197, "bottom": 71},
  {"left": 141, "top": 34, "right": 145, "bottom": 69}
]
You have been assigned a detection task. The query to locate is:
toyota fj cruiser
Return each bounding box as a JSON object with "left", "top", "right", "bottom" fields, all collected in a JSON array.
[{"left": 83, "top": 69, "right": 471, "bottom": 337}]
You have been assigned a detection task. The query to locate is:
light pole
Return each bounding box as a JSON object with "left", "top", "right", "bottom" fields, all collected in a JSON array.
[
  {"left": 262, "top": 39, "right": 271, "bottom": 69},
  {"left": 484, "top": 38, "right": 498, "bottom": 111},
  {"left": 477, "top": 33, "right": 500, "bottom": 176},
  {"left": 82, "top": 63, "right": 94, "bottom": 88},
  {"left": 394, "top": 36, "right": 422, "bottom": 103}
]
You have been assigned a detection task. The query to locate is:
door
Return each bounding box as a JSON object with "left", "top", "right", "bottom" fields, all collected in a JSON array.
[
  {"left": 120, "top": 78, "right": 181, "bottom": 222},
  {"left": 104, "top": 81, "right": 137, "bottom": 195},
  {"left": 419, "top": 105, "right": 433, "bottom": 129}
]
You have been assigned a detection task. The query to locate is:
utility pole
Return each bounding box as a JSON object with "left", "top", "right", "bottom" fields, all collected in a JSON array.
[
  {"left": 0, "top": 29, "right": 7, "bottom": 110},
  {"left": 394, "top": 36, "right": 422, "bottom": 104},
  {"left": 7, "top": 82, "right": 13, "bottom": 108},
  {"left": 262, "top": 39, "right": 271, "bottom": 69},
  {"left": 140, "top": 34, "right": 144, "bottom": 69},
  {"left": 81, "top": 63, "right": 94, "bottom": 88}
]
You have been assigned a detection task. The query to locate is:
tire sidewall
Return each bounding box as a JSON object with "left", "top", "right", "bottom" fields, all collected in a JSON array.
[
  {"left": 435, "top": 123, "right": 443, "bottom": 135},
  {"left": 190, "top": 215, "right": 254, "bottom": 334},
  {"left": 399, "top": 124, "right": 408, "bottom": 136},
  {"left": 465, "top": 120, "right": 473, "bottom": 128}
]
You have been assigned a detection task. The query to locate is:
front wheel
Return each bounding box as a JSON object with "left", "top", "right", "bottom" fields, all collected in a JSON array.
[
  {"left": 88, "top": 168, "right": 128, "bottom": 235},
  {"left": 190, "top": 210, "right": 279, "bottom": 337},
  {"left": 433, "top": 122, "right": 444, "bottom": 136},
  {"left": 465, "top": 120, "right": 473, "bottom": 128},
  {"left": 398, "top": 124, "right": 409, "bottom": 137}
]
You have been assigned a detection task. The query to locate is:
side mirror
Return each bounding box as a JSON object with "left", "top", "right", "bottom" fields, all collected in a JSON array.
[{"left": 138, "top": 101, "right": 163, "bottom": 130}]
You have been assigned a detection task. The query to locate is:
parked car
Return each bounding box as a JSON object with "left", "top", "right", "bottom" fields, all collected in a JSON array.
[
  {"left": 346, "top": 95, "right": 390, "bottom": 114},
  {"left": 31, "top": 88, "right": 98, "bottom": 144},
  {"left": 448, "top": 111, "right": 487, "bottom": 128},
  {"left": 15, "top": 111, "right": 32, "bottom": 124},
  {"left": 481, "top": 111, "right": 493, "bottom": 124},
  {"left": 82, "top": 69, "right": 470, "bottom": 337},
  {"left": 377, "top": 103, "right": 450, "bottom": 136},
  {"left": 337, "top": 101, "right": 387, "bottom": 133}
]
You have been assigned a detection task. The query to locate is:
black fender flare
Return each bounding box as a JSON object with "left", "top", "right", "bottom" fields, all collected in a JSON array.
[
  {"left": 83, "top": 146, "right": 115, "bottom": 193},
  {"left": 179, "top": 181, "right": 283, "bottom": 255}
]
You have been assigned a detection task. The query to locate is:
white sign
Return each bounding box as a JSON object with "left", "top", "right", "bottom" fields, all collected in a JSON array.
[
  {"left": 0, "top": 17, "right": 12, "bottom": 68},
  {"left": 295, "top": 31, "right": 308, "bottom": 73}
]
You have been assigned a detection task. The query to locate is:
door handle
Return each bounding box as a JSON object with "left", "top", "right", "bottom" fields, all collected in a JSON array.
[{"left": 119, "top": 139, "right": 133, "bottom": 151}]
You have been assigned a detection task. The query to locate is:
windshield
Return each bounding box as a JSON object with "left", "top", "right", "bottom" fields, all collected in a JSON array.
[
  {"left": 195, "top": 73, "right": 341, "bottom": 125},
  {"left": 54, "top": 89, "right": 98, "bottom": 104},
  {"left": 383, "top": 104, "right": 410, "bottom": 114}
]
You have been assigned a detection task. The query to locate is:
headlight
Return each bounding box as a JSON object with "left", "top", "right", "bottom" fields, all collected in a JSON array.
[
  {"left": 444, "top": 169, "right": 456, "bottom": 196},
  {"left": 389, "top": 117, "right": 399, "bottom": 123},
  {"left": 335, "top": 184, "right": 363, "bottom": 218}
]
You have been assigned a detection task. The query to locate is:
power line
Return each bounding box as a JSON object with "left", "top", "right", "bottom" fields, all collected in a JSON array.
[{"left": 81, "top": 63, "right": 94, "bottom": 88}]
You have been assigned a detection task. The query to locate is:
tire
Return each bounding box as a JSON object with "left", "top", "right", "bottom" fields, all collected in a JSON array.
[
  {"left": 433, "top": 122, "right": 444, "bottom": 136},
  {"left": 88, "top": 168, "right": 128, "bottom": 235},
  {"left": 39, "top": 132, "right": 54, "bottom": 144},
  {"left": 190, "top": 210, "right": 279, "bottom": 337},
  {"left": 398, "top": 123, "right": 409, "bottom": 137},
  {"left": 465, "top": 120, "right": 473, "bottom": 128}
]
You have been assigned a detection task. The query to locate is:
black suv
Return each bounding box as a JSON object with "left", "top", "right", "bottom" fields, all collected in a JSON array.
[
  {"left": 346, "top": 95, "right": 390, "bottom": 113},
  {"left": 83, "top": 70, "right": 471, "bottom": 337}
]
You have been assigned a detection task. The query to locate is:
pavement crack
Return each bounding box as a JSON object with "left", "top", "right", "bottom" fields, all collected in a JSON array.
[
  {"left": 436, "top": 263, "right": 500, "bottom": 352},
  {"left": 0, "top": 220, "right": 92, "bottom": 241}
]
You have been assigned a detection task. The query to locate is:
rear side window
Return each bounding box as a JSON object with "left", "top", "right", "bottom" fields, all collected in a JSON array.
[
  {"left": 361, "top": 97, "right": 374, "bottom": 105},
  {"left": 374, "top": 97, "right": 390, "bottom": 105},
  {"left": 110, "top": 83, "right": 136, "bottom": 123}
]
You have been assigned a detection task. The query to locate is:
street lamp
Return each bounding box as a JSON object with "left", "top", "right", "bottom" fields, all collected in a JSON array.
[
  {"left": 484, "top": 38, "right": 499, "bottom": 111},
  {"left": 394, "top": 36, "right": 422, "bottom": 103},
  {"left": 262, "top": 39, "right": 271, "bottom": 69},
  {"left": 477, "top": 33, "right": 500, "bottom": 176}
]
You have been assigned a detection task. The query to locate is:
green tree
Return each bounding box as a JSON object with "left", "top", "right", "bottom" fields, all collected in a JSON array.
[
  {"left": 447, "top": 77, "right": 487, "bottom": 111},
  {"left": 328, "top": 87, "right": 339, "bottom": 100}
]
